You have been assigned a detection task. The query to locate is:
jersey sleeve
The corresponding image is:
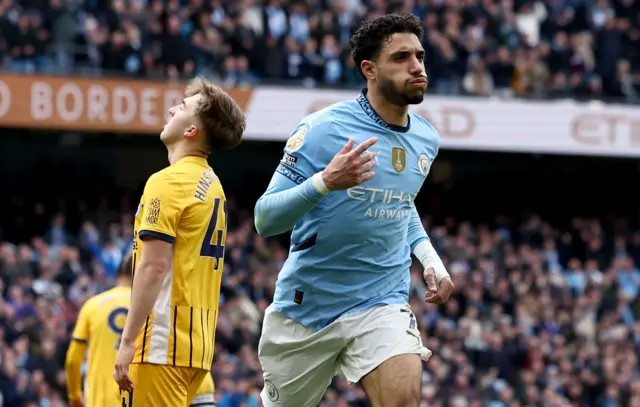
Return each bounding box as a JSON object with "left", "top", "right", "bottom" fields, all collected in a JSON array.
[
  {"left": 273, "top": 120, "right": 331, "bottom": 187},
  {"left": 408, "top": 207, "right": 429, "bottom": 251},
  {"left": 65, "top": 340, "right": 87, "bottom": 401},
  {"left": 138, "top": 172, "right": 185, "bottom": 244},
  {"left": 254, "top": 120, "right": 334, "bottom": 237},
  {"left": 71, "top": 300, "right": 92, "bottom": 343}
]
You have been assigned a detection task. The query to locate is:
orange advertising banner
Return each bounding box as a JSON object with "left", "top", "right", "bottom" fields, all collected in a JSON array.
[{"left": 0, "top": 74, "right": 253, "bottom": 133}]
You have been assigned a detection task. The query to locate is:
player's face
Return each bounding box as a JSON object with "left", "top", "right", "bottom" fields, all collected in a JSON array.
[
  {"left": 161, "top": 94, "right": 202, "bottom": 145},
  {"left": 375, "top": 33, "right": 428, "bottom": 106}
]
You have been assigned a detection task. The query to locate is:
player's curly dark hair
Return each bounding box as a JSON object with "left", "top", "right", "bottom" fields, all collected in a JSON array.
[
  {"left": 350, "top": 13, "right": 424, "bottom": 79},
  {"left": 185, "top": 77, "right": 246, "bottom": 152}
]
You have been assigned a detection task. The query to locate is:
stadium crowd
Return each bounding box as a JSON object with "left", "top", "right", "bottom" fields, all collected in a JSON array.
[
  {"left": 0, "top": 0, "right": 639, "bottom": 99},
  {"left": 1, "top": 188, "right": 640, "bottom": 406}
]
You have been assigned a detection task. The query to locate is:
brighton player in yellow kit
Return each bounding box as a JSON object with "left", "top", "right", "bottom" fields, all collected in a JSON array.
[
  {"left": 65, "top": 252, "right": 217, "bottom": 407},
  {"left": 113, "top": 77, "right": 245, "bottom": 406},
  {"left": 65, "top": 252, "right": 133, "bottom": 407}
]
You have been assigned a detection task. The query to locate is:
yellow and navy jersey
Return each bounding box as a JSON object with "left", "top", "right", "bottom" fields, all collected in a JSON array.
[
  {"left": 191, "top": 372, "right": 216, "bottom": 406},
  {"left": 132, "top": 156, "right": 227, "bottom": 369},
  {"left": 70, "top": 286, "right": 131, "bottom": 407}
]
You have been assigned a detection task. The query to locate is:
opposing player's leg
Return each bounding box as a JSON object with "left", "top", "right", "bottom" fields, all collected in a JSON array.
[
  {"left": 119, "top": 363, "right": 207, "bottom": 406},
  {"left": 339, "top": 304, "right": 431, "bottom": 407},
  {"left": 258, "top": 305, "right": 344, "bottom": 407}
]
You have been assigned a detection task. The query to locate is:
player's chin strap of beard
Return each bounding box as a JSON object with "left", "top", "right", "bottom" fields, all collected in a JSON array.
[{"left": 413, "top": 240, "right": 450, "bottom": 282}]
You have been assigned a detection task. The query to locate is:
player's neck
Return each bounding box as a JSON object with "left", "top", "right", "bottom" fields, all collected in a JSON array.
[
  {"left": 116, "top": 277, "right": 132, "bottom": 288},
  {"left": 167, "top": 145, "right": 207, "bottom": 165},
  {"left": 366, "top": 87, "right": 409, "bottom": 127}
]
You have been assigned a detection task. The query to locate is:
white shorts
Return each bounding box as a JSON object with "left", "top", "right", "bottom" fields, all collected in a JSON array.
[{"left": 258, "top": 303, "right": 432, "bottom": 407}]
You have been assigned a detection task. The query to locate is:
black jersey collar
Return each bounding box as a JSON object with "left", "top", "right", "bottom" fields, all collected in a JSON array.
[{"left": 356, "top": 88, "right": 410, "bottom": 133}]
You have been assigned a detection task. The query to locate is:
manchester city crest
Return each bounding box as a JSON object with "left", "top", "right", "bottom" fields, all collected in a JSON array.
[{"left": 418, "top": 154, "right": 431, "bottom": 177}]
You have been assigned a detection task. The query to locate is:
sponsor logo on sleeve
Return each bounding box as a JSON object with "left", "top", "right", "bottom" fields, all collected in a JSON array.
[{"left": 280, "top": 152, "right": 298, "bottom": 167}]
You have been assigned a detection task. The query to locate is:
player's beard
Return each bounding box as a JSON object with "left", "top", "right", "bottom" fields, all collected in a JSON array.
[{"left": 377, "top": 74, "right": 425, "bottom": 106}]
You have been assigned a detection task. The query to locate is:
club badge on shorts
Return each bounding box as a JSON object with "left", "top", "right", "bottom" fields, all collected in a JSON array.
[
  {"left": 264, "top": 380, "right": 280, "bottom": 402},
  {"left": 418, "top": 154, "right": 431, "bottom": 177}
]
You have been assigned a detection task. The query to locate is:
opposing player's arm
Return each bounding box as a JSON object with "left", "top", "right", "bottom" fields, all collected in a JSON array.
[
  {"left": 121, "top": 173, "right": 182, "bottom": 346},
  {"left": 254, "top": 121, "right": 332, "bottom": 237},
  {"left": 65, "top": 301, "right": 91, "bottom": 402}
]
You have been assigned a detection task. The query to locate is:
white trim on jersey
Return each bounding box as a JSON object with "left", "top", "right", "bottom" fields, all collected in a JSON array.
[{"left": 147, "top": 261, "right": 174, "bottom": 364}]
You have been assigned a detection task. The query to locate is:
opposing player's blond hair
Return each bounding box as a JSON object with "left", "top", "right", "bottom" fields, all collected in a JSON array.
[{"left": 185, "top": 77, "right": 246, "bottom": 152}]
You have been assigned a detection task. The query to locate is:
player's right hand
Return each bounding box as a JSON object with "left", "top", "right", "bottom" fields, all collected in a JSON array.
[
  {"left": 113, "top": 341, "right": 135, "bottom": 393},
  {"left": 322, "top": 137, "right": 378, "bottom": 190}
]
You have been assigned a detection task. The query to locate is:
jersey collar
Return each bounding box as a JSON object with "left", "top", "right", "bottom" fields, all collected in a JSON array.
[
  {"left": 175, "top": 155, "right": 209, "bottom": 166},
  {"left": 356, "top": 88, "right": 411, "bottom": 133}
]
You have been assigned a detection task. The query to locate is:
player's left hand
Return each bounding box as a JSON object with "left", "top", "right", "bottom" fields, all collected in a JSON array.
[
  {"left": 113, "top": 341, "right": 135, "bottom": 392},
  {"left": 424, "top": 267, "right": 454, "bottom": 304}
]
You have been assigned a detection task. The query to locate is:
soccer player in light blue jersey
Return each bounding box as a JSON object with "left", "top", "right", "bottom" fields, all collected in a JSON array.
[{"left": 254, "top": 13, "right": 455, "bottom": 407}]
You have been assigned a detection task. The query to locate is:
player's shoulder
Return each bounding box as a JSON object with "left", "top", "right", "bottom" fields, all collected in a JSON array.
[
  {"left": 84, "top": 287, "right": 123, "bottom": 306},
  {"left": 77, "top": 291, "right": 103, "bottom": 315},
  {"left": 146, "top": 167, "right": 176, "bottom": 184},
  {"left": 321, "top": 98, "right": 362, "bottom": 122},
  {"left": 285, "top": 100, "right": 359, "bottom": 152},
  {"left": 155, "top": 164, "right": 186, "bottom": 180},
  {"left": 144, "top": 167, "right": 187, "bottom": 195},
  {"left": 409, "top": 111, "right": 440, "bottom": 139},
  {"left": 298, "top": 99, "right": 360, "bottom": 133}
]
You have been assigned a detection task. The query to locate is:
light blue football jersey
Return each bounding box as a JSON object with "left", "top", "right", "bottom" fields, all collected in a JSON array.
[{"left": 256, "top": 89, "right": 440, "bottom": 331}]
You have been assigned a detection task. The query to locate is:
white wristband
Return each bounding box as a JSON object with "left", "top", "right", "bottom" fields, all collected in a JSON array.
[
  {"left": 311, "top": 172, "right": 330, "bottom": 195},
  {"left": 413, "top": 240, "right": 449, "bottom": 282}
]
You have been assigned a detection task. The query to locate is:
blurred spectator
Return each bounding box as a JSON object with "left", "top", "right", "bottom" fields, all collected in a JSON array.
[{"left": 463, "top": 58, "right": 494, "bottom": 96}]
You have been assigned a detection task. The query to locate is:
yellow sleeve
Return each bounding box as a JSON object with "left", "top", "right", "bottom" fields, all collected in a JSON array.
[
  {"left": 67, "top": 301, "right": 91, "bottom": 400},
  {"left": 71, "top": 300, "right": 91, "bottom": 343},
  {"left": 138, "top": 172, "right": 185, "bottom": 244},
  {"left": 65, "top": 340, "right": 87, "bottom": 401}
]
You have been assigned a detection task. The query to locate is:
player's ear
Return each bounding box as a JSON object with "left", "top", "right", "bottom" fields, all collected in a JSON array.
[
  {"left": 360, "top": 60, "right": 376, "bottom": 81},
  {"left": 184, "top": 125, "right": 198, "bottom": 140}
]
